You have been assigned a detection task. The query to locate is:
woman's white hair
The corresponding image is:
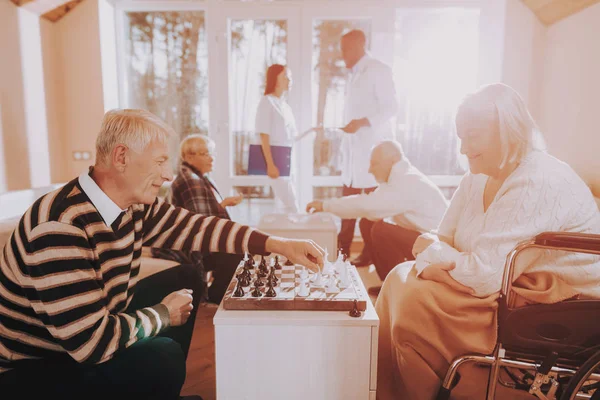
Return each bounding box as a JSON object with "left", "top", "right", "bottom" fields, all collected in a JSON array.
[
  {"left": 179, "top": 134, "right": 215, "bottom": 159},
  {"left": 95, "top": 109, "right": 175, "bottom": 165},
  {"left": 457, "top": 83, "right": 545, "bottom": 168}
]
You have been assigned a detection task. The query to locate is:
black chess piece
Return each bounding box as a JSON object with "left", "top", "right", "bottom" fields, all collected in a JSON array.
[
  {"left": 239, "top": 274, "right": 250, "bottom": 287},
  {"left": 275, "top": 255, "right": 283, "bottom": 269},
  {"left": 260, "top": 255, "right": 267, "bottom": 268},
  {"left": 269, "top": 267, "right": 278, "bottom": 285},
  {"left": 265, "top": 281, "right": 277, "bottom": 297},
  {"left": 349, "top": 299, "right": 362, "bottom": 318},
  {"left": 245, "top": 256, "right": 254, "bottom": 269},
  {"left": 251, "top": 284, "right": 262, "bottom": 297},
  {"left": 257, "top": 268, "right": 267, "bottom": 279},
  {"left": 233, "top": 281, "right": 245, "bottom": 297},
  {"left": 254, "top": 275, "right": 264, "bottom": 287}
]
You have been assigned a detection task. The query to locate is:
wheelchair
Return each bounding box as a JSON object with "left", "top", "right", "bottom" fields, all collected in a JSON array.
[{"left": 436, "top": 232, "right": 600, "bottom": 400}]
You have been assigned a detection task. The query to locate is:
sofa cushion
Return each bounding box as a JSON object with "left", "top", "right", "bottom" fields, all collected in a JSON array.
[{"left": 0, "top": 217, "right": 19, "bottom": 250}]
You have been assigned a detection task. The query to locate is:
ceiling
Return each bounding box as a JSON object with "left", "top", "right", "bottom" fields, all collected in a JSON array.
[
  {"left": 8, "top": 0, "right": 600, "bottom": 25},
  {"left": 522, "top": 0, "right": 600, "bottom": 25},
  {"left": 9, "top": 0, "right": 83, "bottom": 22}
]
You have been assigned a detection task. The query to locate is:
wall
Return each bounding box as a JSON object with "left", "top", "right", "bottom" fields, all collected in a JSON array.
[
  {"left": 0, "top": 1, "right": 31, "bottom": 192},
  {"left": 537, "top": 2, "right": 600, "bottom": 191},
  {"left": 41, "top": 18, "right": 67, "bottom": 184},
  {"left": 501, "top": 0, "right": 546, "bottom": 120},
  {"left": 19, "top": 9, "right": 51, "bottom": 188},
  {"left": 477, "top": 0, "right": 507, "bottom": 86},
  {"left": 56, "top": 0, "right": 105, "bottom": 180}
]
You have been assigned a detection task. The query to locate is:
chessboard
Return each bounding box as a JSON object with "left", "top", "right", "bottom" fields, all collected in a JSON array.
[{"left": 222, "top": 256, "right": 368, "bottom": 312}]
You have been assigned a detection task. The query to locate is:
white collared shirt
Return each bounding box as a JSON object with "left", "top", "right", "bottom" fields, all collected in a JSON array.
[
  {"left": 323, "top": 159, "right": 448, "bottom": 233},
  {"left": 78, "top": 172, "right": 126, "bottom": 227},
  {"left": 343, "top": 55, "right": 399, "bottom": 188}
]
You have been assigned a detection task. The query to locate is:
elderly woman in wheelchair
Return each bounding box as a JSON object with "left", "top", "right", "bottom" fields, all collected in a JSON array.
[{"left": 375, "top": 83, "right": 600, "bottom": 400}]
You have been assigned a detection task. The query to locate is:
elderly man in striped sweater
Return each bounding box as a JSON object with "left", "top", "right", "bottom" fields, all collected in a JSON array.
[{"left": 0, "top": 109, "right": 324, "bottom": 400}]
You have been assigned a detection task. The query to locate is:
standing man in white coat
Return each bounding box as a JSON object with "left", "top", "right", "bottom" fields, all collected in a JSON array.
[{"left": 338, "top": 29, "right": 399, "bottom": 264}]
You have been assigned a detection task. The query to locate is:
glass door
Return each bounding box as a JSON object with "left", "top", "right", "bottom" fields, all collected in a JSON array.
[
  {"left": 212, "top": 4, "right": 301, "bottom": 226},
  {"left": 296, "top": 3, "right": 393, "bottom": 209}
]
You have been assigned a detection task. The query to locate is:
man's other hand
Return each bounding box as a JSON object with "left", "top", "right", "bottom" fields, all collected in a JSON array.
[
  {"left": 160, "top": 289, "right": 194, "bottom": 327},
  {"left": 222, "top": 195, "right": 243, "bottom": 207},
  {"left": 306, "top": 200, "right": 324, "bottom": 214}
]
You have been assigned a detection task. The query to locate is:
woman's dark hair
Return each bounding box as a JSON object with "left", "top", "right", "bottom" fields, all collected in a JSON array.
[{"left": 264, "top": 64, "right": 286, "bottom": 95}]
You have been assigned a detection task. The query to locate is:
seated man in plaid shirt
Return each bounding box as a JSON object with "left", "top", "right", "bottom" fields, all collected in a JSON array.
[{"left": 155, "top": 134, "right": 244, "bottom": 304}]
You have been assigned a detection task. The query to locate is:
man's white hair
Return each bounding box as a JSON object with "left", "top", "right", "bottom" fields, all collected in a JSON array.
[
  {"left": 95, "top": 109, "right": 175, "bottom": 165},
  {"left": 457, "top": 83, "right": 545, "bottom": 168},
  {"left": 179, "top": 134, "right": 215, "bottom": 159}
]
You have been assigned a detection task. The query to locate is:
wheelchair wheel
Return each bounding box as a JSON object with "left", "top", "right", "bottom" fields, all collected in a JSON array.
[{"left": 560, "top": 350, "right": 600, "bottom": 400}]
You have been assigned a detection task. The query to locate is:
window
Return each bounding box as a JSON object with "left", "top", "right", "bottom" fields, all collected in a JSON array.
[
  {"left": 229, "top": 19, "right": 288, "bottom": 177},
  {"left": 393, "top": 8, "right": 479, "bottom": 176},
  {"left": 311, "top": 19, "right": 371, "bottom": 177},
  {"left": 122, "top": 11, "right": 209, "bottom": 170}
]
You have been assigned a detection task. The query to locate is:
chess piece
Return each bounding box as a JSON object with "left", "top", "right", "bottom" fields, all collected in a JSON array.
[
  {"left": 325, "top": 276, "right": 340, "bottom": 294},
  {"left": 239, "top": 274, "right": 251, "bottom": 287},
  {"left": 338, "top": 264, "right": 349, "bottom": 288},
  {"left": 233, "top": 281, "right": 245, "bottom": 297},
  {"left": 260, "top": 255, "right": 267, "bottom": 269},
  {"left": 265, "top": 282, "right": 277, "bottom": 297},
  {"left": 254, "top": 275, "right": 264, "bottom": 287},
  {"left": 275, "top": 255, "right": 283, "bottom": 269},
  {"left": 257, "top": 267, "right": 267, "bottom": 279},
  {"left": 297, "top": 281, "right": 310, "bottom": 297},
  {"left": 349, "top": 299, "right": 362, "bottom": 318},
  {"left": 251, "top": 284, "right": 262, "bottom": 297},
  {"left": 300, "top": 266, "right": 309, "bottom": 281},
  {"left": 313, "top": 271, "right": 324, "bottom": 287},
  {"left": 322, "top": 251, "right": 334, "bottom": 275},
  {"left": 268, "top": 267, "right": 278, "bottom": 285}
]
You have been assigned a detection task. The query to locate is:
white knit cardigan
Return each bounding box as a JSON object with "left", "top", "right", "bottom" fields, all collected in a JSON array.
[{"left": 415, "top": 151, "right": 600, "bottom": 298}]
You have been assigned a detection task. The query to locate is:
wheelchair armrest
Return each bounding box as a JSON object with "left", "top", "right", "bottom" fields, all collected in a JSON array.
[
  {"left": 501, "top": 232, "right": 600, "bottom": 304},
  {"left": 534, "top": 232, "right": 600, "bottom": 254}
]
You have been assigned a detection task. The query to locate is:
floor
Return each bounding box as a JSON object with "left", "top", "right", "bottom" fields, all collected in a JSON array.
[{"left": 180, "top": 246, "right": 382, "bottom": 400}]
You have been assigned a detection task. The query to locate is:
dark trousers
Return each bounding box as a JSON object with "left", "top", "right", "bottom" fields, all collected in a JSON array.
[
  {"left": 359, "top": 219, "right": 421, "bottom": 281},
  {"left": 203, "top": 252, "right": 243, "bottom": 304},
  {"left": 0, "top": 264, "right": 204, "bottom": 400},
  {"left": 338, "top": 185, "right": 377, "bottom": 257}
]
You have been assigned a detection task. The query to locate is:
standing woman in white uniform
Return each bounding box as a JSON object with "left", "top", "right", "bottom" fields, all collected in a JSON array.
[{"left": 255, "top": 64, "right": 299, "bottom": 213}]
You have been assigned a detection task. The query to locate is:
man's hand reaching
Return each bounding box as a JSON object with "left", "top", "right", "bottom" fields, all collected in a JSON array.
[{"left": 265, "top": 237, "right": 325, "bottom": 272}]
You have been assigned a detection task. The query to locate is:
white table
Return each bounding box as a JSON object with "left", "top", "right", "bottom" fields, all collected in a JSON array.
[{"left": 213, "top": 266, "right": 379, "bottom": 400}]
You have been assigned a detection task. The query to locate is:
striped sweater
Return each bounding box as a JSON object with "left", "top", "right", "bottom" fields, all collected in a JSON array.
[{"left": 0, "top": 178, "right": 269, "bottom": 372}]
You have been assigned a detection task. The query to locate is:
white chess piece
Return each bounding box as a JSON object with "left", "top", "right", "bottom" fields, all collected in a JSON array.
[
  {"left": 338, "top": 262, "right": 350, "bottom": 288},
  {"left": 300, "top": 266, "right": 309, "bottom": 281},
  {"left": 325, "top": 275, "right": 340, "bottom": 294},
  {"left": 298, "top": 281, "right": 310, "bottom": 297},
  {"left": 322, "top": 260, "right": 334, "bottom": 276},
  {"left": 313, "top": 271, "right": 324, "bottom": 287}
]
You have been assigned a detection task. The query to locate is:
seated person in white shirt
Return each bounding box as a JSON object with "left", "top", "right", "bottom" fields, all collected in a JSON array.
[
  {"left": 375, "top": 83, "right": 600, "bottom": 399},
  {"left": 306, "top": 140, "right": 448, "bottom": 295}
]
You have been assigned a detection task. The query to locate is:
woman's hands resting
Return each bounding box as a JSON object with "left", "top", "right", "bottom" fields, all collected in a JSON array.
[{"left": 419, "top": 262, "right": 474, "bottom": 295}]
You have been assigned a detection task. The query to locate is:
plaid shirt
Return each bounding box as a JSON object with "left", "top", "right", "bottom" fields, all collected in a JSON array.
[
  {"left": 168, "top": 161, "right": 230, "bottom": 220},
  {"left": 152, "top": 162, "right": 231, "bottom": 284}
]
